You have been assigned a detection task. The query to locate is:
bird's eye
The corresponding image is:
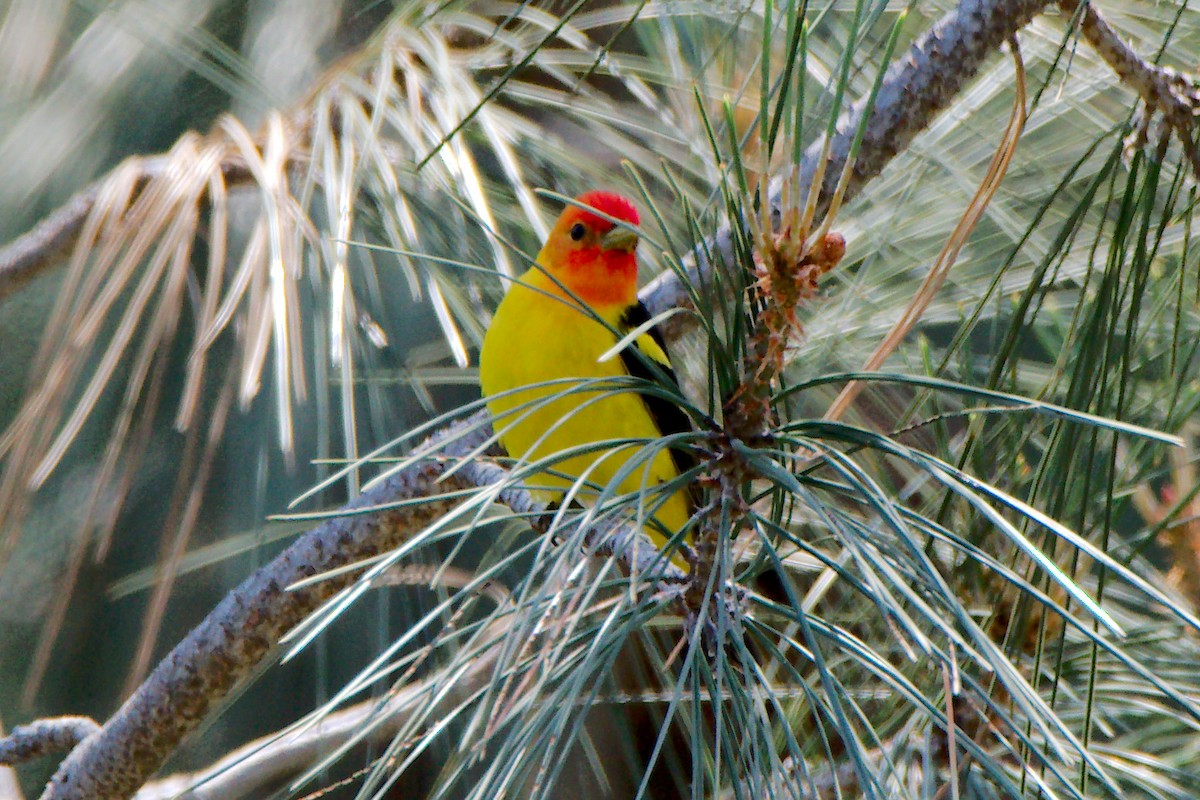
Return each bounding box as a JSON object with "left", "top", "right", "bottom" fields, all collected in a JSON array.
[{"left": 569, "top": 222, "right": 586, "bottom": 241}]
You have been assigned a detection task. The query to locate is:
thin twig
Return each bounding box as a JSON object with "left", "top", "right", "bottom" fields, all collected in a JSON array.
[
  {"left": 0, "top": 177, "right": 137, "bottom": 300},
  {"left": 0, "top": 158, "right": 259, "bottom": 303},
  {"left": 0, "top": 717, "right": 100, "bottom": 766},
  {"left": 1062, "top": 0, "right": 1200, "bottom": 178}
]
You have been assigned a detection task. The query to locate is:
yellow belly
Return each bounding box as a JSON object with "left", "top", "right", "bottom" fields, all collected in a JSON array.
[{"left": 479, "top": 284, "right": 690, "bottom": 555}]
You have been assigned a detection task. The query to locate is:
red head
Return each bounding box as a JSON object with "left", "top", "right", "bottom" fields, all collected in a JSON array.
[{"left": 535, "top": 191, "right": 641, "bottom": 308}]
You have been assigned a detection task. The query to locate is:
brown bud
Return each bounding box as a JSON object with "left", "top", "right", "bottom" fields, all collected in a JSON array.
[{"left": 814, "top": 231, "right": 846, "bottom": 274}]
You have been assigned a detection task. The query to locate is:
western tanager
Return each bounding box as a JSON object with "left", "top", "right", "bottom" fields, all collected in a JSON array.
[{"left": 479, "top": 191, "right": 694, "bottom": 560}]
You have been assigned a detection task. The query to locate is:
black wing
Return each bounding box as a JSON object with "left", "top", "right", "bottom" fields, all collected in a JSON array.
[{"left": 618, "top": 302, "right": 698, "bottom": 500}]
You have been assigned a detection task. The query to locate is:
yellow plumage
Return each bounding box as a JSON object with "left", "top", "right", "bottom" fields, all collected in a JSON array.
[{"left": 479, "top": 192, "right": 692, "bottom": 560}]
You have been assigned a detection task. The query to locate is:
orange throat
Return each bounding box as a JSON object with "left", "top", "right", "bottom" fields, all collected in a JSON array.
[{"left": 541, "top": 247, "right": 637, "bottom": 308}]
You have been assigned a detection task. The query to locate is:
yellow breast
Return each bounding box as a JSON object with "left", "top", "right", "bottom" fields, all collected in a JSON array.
[{"left": 479, "top": 278, "right": 691, "bottom": 555}]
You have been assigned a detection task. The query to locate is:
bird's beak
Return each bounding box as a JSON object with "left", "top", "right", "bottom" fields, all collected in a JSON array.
[{"left": 600, "top": 226, "right": 638, "bottom": 253}]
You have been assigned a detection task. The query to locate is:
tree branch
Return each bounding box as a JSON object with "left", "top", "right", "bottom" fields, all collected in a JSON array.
[
  {"left": 0, "top": 182, "right": 113, "bottom": 301},
  {"left": 1061, "top": 0, "right": 1200, "bottom": 177},
  {"left": 642, "top": 0, "right": 1054, "bottom": 325},
  {"left": 0, "top": 155, "right": 259, "bottom": 304},
  {"left": 0, "top": 156, "right": 181, "bottom": 301},
  {"left": 37, "top": 416, "right": 485, "bottom": 800},
  {"left": 132, "top": 629, "right": 506, "bottom": 800},
  {"left": 129, "top": 533, "right": 691, "bottom": 800},
  {"left": 0, "top": 718, "right": 100, "bottom": 766},
  {"left": 36, "top": 411, "right": 694, "bottom": 800}
]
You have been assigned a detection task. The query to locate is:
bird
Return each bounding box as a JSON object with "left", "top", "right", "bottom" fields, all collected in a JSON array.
[{"left": 479, "top": 191, "right": 695, "bottom": 565}]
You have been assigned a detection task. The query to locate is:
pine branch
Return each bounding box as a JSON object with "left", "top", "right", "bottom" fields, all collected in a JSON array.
[
  {"left": 0, "top": 718, "right": 100, "bottom": 766},
  {"left": 34, "top": 411, "right": 692, "bottom": 800},
  {"left": 0, "top": 156, "right": 264, "bottom": 303},
  {"left": 1061, "top": 0, "right": 1200, "bottom": 177},
  {"left": 36, "top": 416, "right": 484, "bottom": 800},
  {"left": 2, "top": 0, "right": 1054, "bottom": 324},
  {"left": 642, "top": 0, "right": 1054, "bottom": 325},
  {"left": 131, "top": 629, "right": 506, "bottom": 800},
  {"left": 0, "top": 177, "right": 116, "bottom": 299}
]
